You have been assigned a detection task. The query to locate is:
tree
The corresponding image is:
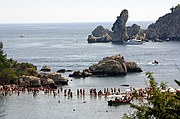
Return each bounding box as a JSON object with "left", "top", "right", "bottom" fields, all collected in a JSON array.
[
  {"left": 0, "top": 42, "right": 38, "bottom": 84},
  {"left": 0, "top": 68, "right": 17, "bottom": 84},
  {"left": 122, "top": 72, "right": 180, "bottom": 119}
]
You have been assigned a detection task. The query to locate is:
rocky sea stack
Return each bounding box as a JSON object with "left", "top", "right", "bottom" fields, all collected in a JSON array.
[
  {"left": 88, "top": 4, "right": 180, "bottom": 42},
  {"left": 69, "top": 54, "right": 142, "bottom": 78}
]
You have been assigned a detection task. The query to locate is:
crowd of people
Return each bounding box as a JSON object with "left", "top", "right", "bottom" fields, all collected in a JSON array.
[
  {"left": 1, "top": 84, "right": 178, "bottom": 100},
  {"left": 0, "top": 85, "right": 132, "bottom": 98}
]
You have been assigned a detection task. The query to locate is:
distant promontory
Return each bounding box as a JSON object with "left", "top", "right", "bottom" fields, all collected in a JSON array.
[{"left": 87, "top": 4, "right": 180, "bottom": 43}]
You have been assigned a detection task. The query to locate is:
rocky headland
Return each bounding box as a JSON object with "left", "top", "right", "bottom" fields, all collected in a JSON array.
[
  {"left": 146, "top": 5, "right": 180, "bottom": 41},
  {"left": 69, "top": 54, "right": 142, "bottom": 78},
  {"left": 87, "top": 4, "right": 180, "bottom": 43}
]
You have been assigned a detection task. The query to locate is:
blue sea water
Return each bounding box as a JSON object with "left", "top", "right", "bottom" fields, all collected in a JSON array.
[{"left": 0, "top": 22, "right": 180, "bottom": 119}]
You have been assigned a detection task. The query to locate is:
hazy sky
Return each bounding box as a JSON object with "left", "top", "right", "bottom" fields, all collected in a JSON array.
[{"left": 0, "top": 0, "right": 179, "bottom": 23}]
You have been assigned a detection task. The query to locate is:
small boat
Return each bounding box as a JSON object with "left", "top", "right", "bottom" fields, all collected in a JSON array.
[
  {"left": 120, "top": 84, "right": 129, "bottom": 87},
  {"left": 123, "top": 39, "right": 143, "bottom": 45},
  {"left": 19, "top": 34, "right": 25, "bottom": 37},
  {"left": 107, "top": 94, "right": 132, "bottom": 106},
  {"left": 152, "top": 60, "right": 159, "bottom": 65}
]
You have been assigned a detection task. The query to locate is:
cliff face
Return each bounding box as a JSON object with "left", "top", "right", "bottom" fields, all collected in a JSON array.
[
  {"left": 111, "top": 9, "right": 129, "bottom": 42},
  {"left": 146, "top": 8, "right": 180, "bottom": 40}
]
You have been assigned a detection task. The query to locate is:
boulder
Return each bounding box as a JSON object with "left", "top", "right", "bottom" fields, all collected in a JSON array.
[
  {"left": 69, "top": 69, "right": 92, "bottom": 78},
  {"left": 89, "top": 54, "right": 142, "bottom": 76},
  {"left": 89, "top": 60, "right": 127, "bottom": 76},
  {"left": 19, "top": 76, "right": 41, "bottom": 87},
  {"left": 0, "top": 41, "right": 3, "bottom": 49},
  {"left": 40, "top": 65, "right": 51, "bottom": 72},
  {"left": 89, "top": 54, "right": 127, "bottom": 76},
  {"left": 38, "top": 72, "right": 69, "bottom": 85},
  {"left": 125, "top": 62, "right": 143, "bottom": 72},
  {"left": 57, "top": 69, "right": 73, "bottom": 73},
  {"left": 87, "top": 33, "right": 112, "bottom": 43},
  {"left": 57, "top": 69, "right": 66, "bottom": 73},
  {"left": 69, "top": 54, "right": 142, "bottom": 77},
  {"left": 92, "top": 25, "right": 111, "bottom": 37},
  {"left": 111, "top": 9, "right": 129, "bottom": 43}
]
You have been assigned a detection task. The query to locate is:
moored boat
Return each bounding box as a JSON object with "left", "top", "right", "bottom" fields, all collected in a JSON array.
[
  {"left": 123, "top": 39, "right": 143, "bottom": 45},
  {"left": 107, "top": 94, "right": 132, "bottom": 106}
]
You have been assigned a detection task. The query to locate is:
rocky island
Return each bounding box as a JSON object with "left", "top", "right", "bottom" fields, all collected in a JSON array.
[
  {"left": 69, "top": 54, "right": 142, "bottom": 78},
  {"left": 87, "top": 4, "right": 180, "bottom": 43}
]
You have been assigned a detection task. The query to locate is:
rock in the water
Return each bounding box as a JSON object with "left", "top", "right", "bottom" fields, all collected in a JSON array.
[
  {"left": 92, "top": 25, "right": 111, "bottom": 37},
  {"left": 89, "top": 54, "right": 142, "bottom": 76},
  {"left": 69, "top": 69, "right": 92, "bottom": 78},
  {"left": 38, "top": 72, "right": 69, "bottom": 85},
  {"left": 87, "top": 25, "right": 112, "bottom": 43},
  {"left": 40, "top": 65, "right": 51, "bottom": 72},
  {"left": 0, "top": 41, "right": 3, "bottom": 49},
  {"left": 125, "top": 62, "right": 143, "bottom": 72},
  {"left": 146, "top": 6, "right": 180, "bottom": 40},
  {"left": 57, "top": 69, "right": 73, "bottom": 73},
  {"left": 127, "top": 24, "right": 146, "bottom": 41},
  {"left": 57, "top": 69, "right": 66, "bottom": 73},
  {"left": 19, "top": 76, "right": 41, "bottom": 87},
  {"left": 111, "top": 9, "right": 129, "bottom": 43},
  {"left": 69, "top": 54, "right": 142, "bottom": 77}
]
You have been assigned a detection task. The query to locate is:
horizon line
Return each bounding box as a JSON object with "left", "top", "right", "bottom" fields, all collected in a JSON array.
[{"left": 0, "top": 20, "right": 155, "bottom": 24}]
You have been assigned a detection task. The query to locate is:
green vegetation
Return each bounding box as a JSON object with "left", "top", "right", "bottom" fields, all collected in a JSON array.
[
  {"left": 0, "top": 42, "right": 37, "bottom": 84},
  {"left": 122, "top": 72, "right": 180, "bottom": 119},
  {"left": 170, "top": 4, "right": 180, "bottom": 12},
  {"left": 175, "top": 4, "right": 180, "bottom": 10}
]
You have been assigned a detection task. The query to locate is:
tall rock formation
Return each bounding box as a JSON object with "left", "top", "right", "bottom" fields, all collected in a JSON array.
[
  {"left": 111, "top": 9, "right": 129, "bottom": 43},
  {"left": 146, "top": 6, "right": 180, "bottom": 40}
]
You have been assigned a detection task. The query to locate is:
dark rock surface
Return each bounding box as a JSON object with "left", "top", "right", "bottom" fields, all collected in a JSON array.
[
  {"left": 92, "top": 25, "right": 111, "bottom": 37},
  {"left": 87, "top": 34, "right": 112, "bottom": 43},
  {"left": 127, "top": 24, "right": 146, "bottom": 41},
  {"left": 146, "top": 7, "right": 180, "bottom": 40},
  {"left": 40, "top": 65, "right": 51, "bottom": 72},
  {"left": 69, "top": 69, "right": 92, "bottom": 78},
  {"left": 87, "top": 25, "right": 112, "bottom": 43},
  {"left": 111, "top": 9, "right": 129, "bottom": 43},
  {"left": 38, "top": 72, "right": 69, "bottom": 85},
  {"left": 69, "top": 54, "right": 142, "bottom": 78},
  {"left": 87, "top": 5, "right": 180, "bottom": 43},
  {"left": 57, "top": 69, "right": 73, "bottom": 73}
]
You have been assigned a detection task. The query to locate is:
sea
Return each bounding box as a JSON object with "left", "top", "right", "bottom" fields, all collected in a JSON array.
[{"left": 0, "top": 22, "right": 180, "bottom": 119}]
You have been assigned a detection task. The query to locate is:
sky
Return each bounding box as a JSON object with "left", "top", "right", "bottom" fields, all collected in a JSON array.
[{"left": 0, "top": 0, "right": 179, "bottom": 23}]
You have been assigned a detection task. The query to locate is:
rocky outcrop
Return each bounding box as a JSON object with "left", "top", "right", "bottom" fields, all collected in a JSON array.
[
  {"left": 87, "top": 25, "right": 112, "bottom": 43},
  {"left": 146, "top": 7, "right": 180, "bottom": 40},
  {"left": 89, "top": 54, "right": 142, "bottom": 76},
  {"left": 40, "top": 65, "right": 51, "bottom": 72},
  {"left": 92, "top": 25, "right": 111, "bottom": 37},
  {"left": 19, "top": 76, "right": 41, "bottom": 87},
  {"left": 111, "top": 9, "right": 129, "bottom": 43},
  {"left": 0, "top": 41, "right": 3, "bottom": 49},
  {"left": 127, "top": 24, "right": 146, "bottom": 41},
  {"left": 69, "top": 69, "right": 92, "bottom": 78},
  {"left": 87, "top": 34, "right": 112, "bottom": 43},
  {"left": 69, "top": 54, "right": 142, "bottom": 78},
  {"left": 38, "top": 73, "right": 69, "bottom": 85},
  {"left": 57, "top": 69, "right": 73, "bottom": 73}
]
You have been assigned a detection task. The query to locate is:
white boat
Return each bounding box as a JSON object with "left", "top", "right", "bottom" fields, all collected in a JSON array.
[{"left": 123, "top": 39, "right": 143, "bottom": 45}]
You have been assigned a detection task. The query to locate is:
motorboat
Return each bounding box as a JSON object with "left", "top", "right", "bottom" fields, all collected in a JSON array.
[
  {"left": 107, "top": 94, "right": 132, "bottom": 106},
  {"left": 123, "top": 39, "right": 143, "bottom": 45}
]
